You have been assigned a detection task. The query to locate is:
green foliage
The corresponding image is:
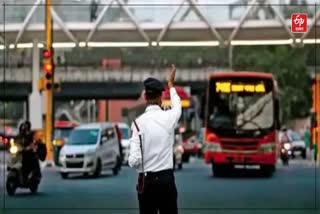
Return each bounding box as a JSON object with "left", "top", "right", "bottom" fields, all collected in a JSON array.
[{"left": 233, "top": 45, "right": 312, "bottom": 123}]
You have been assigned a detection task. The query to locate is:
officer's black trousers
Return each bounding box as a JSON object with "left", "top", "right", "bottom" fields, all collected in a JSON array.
[{"left": 138, "top": 169, "right": 178, "bottom": 214}]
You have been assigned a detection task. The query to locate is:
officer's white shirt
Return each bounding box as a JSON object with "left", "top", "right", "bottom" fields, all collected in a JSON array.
[{"left": 128, "top": 87, "right": 182, "bottom": 172}]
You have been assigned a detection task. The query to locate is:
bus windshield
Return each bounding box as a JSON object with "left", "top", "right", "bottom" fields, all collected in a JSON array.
[{"left": 207, "top": 78, "right": 274, "bottom": 136}]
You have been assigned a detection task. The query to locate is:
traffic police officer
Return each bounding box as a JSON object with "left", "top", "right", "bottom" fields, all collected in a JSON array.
[{"left": 128, "top": 65, "right": 181, "bottom": 214}]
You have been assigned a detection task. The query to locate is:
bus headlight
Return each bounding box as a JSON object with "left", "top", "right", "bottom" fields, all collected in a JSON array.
[
  {"left": 205, "top": 142, "right": 222, "bottom": 152},
  {"left": 259, "top": 143, "right": 275, "bottom": 153}
]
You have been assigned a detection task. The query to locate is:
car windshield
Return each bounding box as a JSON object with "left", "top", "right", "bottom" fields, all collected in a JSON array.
[
  {"left": 54, "top": 128, "right": 73, "bottom": 139},
  {"left": 207, "top": 78, "right": 274, "bottom": 135},
  {"left": 67, "top": 129, "right": 99, "bottom": 145},
  {"left": 290, "top": 132, "right": 301, "bottom": 141},
  {"left": 120, "top": 127, "right": 130, "bottom": 139}
]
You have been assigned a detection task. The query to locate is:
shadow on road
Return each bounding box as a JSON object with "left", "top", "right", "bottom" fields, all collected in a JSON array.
[
  {"left": 64, "top": 173, "right": 114, "bottom": 180},
  {"left": 210, "top": 170, "right": 275, "bottom": 179},
  {"left": 6, "top": 191, "right": 47, "bottom": 198}
]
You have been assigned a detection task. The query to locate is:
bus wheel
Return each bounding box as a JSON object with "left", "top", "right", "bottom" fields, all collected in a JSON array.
[
  {"left": 212, "top": 163, "right": 223, "bottom": 177},
  {"left": 261, "top": 165, "right": 274, "bottom": 178}
]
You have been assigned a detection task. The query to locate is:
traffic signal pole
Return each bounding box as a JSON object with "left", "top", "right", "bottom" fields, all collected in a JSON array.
[
  {"left": 317, "top": 75, "right": 320, "bottom": 162},
  {"left": 45, "top": 0, "right": 53, "bottom": 162}
]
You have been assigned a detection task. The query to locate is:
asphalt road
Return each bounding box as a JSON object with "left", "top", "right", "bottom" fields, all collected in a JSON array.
[{"left": 0, "top": 151, "right": 319, "bottom": 214}]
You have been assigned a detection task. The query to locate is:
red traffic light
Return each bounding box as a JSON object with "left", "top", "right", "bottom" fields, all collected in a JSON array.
[{"left": 43, "top": 49, "right": 52, "bottom": 58}]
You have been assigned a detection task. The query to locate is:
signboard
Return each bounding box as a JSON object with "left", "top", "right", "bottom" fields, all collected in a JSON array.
[
  {"left": 215, "top": 82, "right": 266, "bottom": 93},
  {"left": 291, "top": 13, "right": 307, "bottom": 33}
]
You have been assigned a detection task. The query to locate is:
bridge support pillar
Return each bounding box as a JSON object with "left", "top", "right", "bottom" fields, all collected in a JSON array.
[{"left": 28, "top": 40, "right": 43, "bottom": 130}]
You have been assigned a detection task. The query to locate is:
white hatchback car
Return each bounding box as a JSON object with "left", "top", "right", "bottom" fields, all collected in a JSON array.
[{"left": 59, "top": 122, "right": 122, "bottom": 179}]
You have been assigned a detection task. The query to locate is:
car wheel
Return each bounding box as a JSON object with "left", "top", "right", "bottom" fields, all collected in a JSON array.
[
  {"left": 61, "top": 172, "right": 68, "bottom": 179},
  {"left": 261, "top": 165, "right": 275, "bottom": 178},
  {"left": 93, "top": 159, "right": 102, "bottom": 178},
  {"left": 117, "top": 156, "right": 122, "bottom": 171},
  {"left": 301, "top": 149, "right": 307, "bottom": 159},
  {"left": 112, "top": 156, "right": 121, "bottom": 176},
  {"left": 212, "top": 163, "right": 224, "bottom": 177}
]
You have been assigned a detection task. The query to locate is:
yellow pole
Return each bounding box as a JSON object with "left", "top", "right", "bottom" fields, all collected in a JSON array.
[
  {"left": 317, "top": 76, "right": 320, "bottom": 161},
  {"left": 45, "top": 0, "right": 53, "bottom": 161}
]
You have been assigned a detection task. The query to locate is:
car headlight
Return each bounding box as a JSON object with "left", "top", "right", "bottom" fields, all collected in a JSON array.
[
  {"left": 59, "top": 149, "right": 65, "bottom": 158},
  {"left": 205, "top": 142, "right": 222, "bottom": 152},
  {"left": 259, "top": 143, "right": 276, "bottom": 153},
  {"left": 9, "top": 145, "right": 18, "bottom": 154},
  {"left": 284, "top": 143, "right": 291, "bottom": 150}
]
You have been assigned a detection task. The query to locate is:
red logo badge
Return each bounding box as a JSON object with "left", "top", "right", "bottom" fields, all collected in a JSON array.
[{"left": 291, "top": 13, "right": 307, "bottom": 33}]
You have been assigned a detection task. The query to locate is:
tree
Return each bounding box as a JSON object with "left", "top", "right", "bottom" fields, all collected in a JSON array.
[{"left": 233, "top": 45, "right": 312, "bottom": 123}]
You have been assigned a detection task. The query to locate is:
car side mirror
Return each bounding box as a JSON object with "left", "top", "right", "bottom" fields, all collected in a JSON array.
[
  {"left": 109, "top": 133, "right": 115, "bottom": 139},
  {"left": 311, "top": 112, "right": 317, "bottom": 128},
  {"left": 101, "top": 136, "right": 108, "bottom": 144}
]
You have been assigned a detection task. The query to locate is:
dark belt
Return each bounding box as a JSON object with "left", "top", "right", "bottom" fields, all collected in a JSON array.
[{"left": 139, "top": 169, "right": 173, "bottom": 178}]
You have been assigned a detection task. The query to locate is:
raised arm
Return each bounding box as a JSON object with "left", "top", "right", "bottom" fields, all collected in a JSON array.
[{"left": 166, "top": 65, "right": 182, "bottom": 128}]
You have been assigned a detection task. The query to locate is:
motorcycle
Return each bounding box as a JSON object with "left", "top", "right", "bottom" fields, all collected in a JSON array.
[
  {"left": 280, "top": 142, "right": 291, "bottom": 166},
  {"left": 6, "top": 140, "right": 42, "bottom": 196}
]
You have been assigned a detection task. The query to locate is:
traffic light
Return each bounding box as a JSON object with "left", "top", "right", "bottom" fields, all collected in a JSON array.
[{"left": 43, "top": 49, "right": 54, "bottom": 90}]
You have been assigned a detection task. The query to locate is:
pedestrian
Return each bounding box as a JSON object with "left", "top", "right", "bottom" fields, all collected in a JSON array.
[
  {"left": 128, "top": 64, "right": 181, "bottom": 214},
  {"left": 304, "top": 127, "right": 310, "bottom": 157}
]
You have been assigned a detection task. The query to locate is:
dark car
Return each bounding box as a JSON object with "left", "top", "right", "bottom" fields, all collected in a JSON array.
[{"left": 289, "top": 131, "right": 307, "bottom": 159}]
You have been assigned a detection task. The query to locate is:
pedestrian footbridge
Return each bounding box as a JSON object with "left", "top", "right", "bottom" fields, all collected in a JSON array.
[
  {"left": 0, "top": 0, "right": 319, "bottom": 47},
  {"left": 0, "top": 67, "right": 221, "bottom": 100}
]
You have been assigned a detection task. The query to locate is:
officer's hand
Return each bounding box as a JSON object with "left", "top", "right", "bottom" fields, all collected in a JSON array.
[{"left": 168, "top": 64, "right": 176, "bottom": 88}]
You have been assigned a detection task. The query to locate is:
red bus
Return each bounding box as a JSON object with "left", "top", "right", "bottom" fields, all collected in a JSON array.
[{"left": 200, "top": 71, "right": 280, "bottom": 177}]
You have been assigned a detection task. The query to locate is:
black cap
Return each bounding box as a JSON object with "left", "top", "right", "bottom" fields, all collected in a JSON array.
[{"left": 143, "top": 77, "right": 165, "bottom": 95}]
